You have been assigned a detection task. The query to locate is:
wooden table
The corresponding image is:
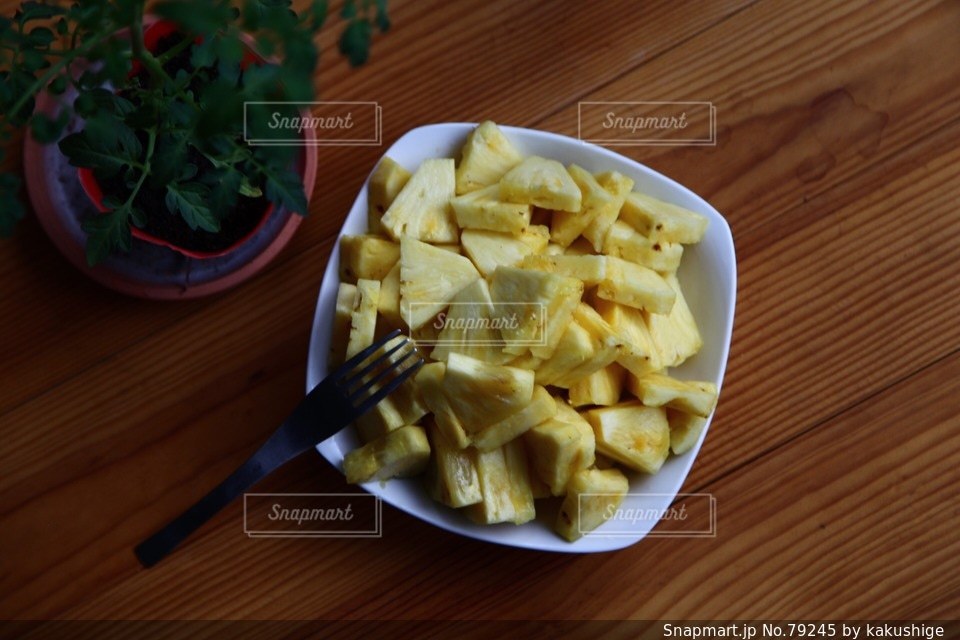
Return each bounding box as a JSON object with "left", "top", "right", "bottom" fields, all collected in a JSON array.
[{"left": 2, "top": 0, "right": 958, "bottom": 622}]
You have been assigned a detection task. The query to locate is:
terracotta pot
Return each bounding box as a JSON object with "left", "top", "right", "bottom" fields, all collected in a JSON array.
[{"left": 22, "top": 18, "right": 318, "bottom": 299}]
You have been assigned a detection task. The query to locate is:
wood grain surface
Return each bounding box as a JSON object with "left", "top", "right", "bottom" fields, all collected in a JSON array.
[{"left": 1, "top": 0, "right": 957, "bottom": 622}]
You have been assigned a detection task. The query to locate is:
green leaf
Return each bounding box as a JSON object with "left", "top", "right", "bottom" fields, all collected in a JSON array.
[
  {"left": 20, "top": 2, "right": 68, "bottom": 22},
  {"left": 309, "top": 0, "right": 327, "bottom": 29},
  {"left": 264, "top": 166, "right": 307, "bottom": 215},
  {"left": 205, "top": 167, "right": 242, "bottom": 217},
  {"left": 81, "top": 207, "right": 132, "bottom": 266},
  {"left": 339, "top": 19, "right": 372, "bottom": 67},
  {"left": 341, "top": 0, "right": 357, "bottom": 19},
  {"left": 154, "top": 0, "right": 234, "bottom": 35},
  {"left": 374, "top": 0, "right": 390, "bottom": 32},
  {"left": 48, "top": 74, "right": 67, "bottom": 95},
  {"left": 165, "top": 182, "right": 219, "bottom": 232},
  {"left": 30, "top": 111, "right": 69, "bottom": 143},
  {"left": 27, "top": 26, "right": 54, "bottom": 46},
  {"left": 59, "top": 114, "right": 143, "bottom": 175}
]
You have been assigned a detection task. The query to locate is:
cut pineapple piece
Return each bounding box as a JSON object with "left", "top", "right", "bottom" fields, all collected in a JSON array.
[
  {"left": 597, "top": 256, "right": 675, "bottom": 314},
  {"left": 499, "top": 156, "right": 582, "bottom": 213},
  {"left": 466, "top": 439, "right": 536, "bottom": 525},
  {"left": 667, "top": 408, "right": 708, "bottom": 455},
  {"left": 507, "top": 352, "right": 544, "bottom": 371},
  {"left": 353, "top": 335, "right": 428, "bottom": 442},
  {"left": 425, "top": 420, "right": 482, "bottom": 507},
  {"left": 519, "top": 254, "right": 607, "bottom": 287},
  {"left": 345, "top": 279, "right": 381, "bottom": 360},
  {"left": 343, "top": 425, "right": 431, "bottom": 484},
  {"left": 443, "top": 353, "right": 535, "bottom": 431},
  {"left": 582, "top": 170, "right": 634, "bottom": 251},
  {"left": 490, "top": 266, "right": 583, "bottom": 357},
  {"left": 627, "top": 373, "right": 718, "bottom": 417},
  {"left": 455, "top": 121, "right": 524, "bottom": 194},
  {"left": 644, "top": 272, "right": 702, "bottom": 368},
  {"left": 415, "top": 362, "right": 470, "bottom": 449},
  {"left": 330, "top": 282, "right": 358, "bottom": 367},
  {"left": 592, "top": 295, "right": 661, "bottom": 376},
  {"left": 603, "top": 221, "right": 683, "bottom": 273},
  {"left": 555, "top": 468, "right": 628, "bottom": 542},
  {"left": 524, "top": 398, "right": 595, "bottom": 495},
  {"left": 430, "top": 278, "right": 511, "bottom": 365},
  {"left": 569, "top": 363, "right": 626, "bottom": 407},
  {"left": 585, "top": 402, "right": 670, "bottom": 474},
  {"left": 381, "top": 158, "right": 459, "bottom": 243},
  {"left": 536, "top": 303, "right": 621, "bottom": 388},
  {"left": 619, "top": 191, "right": 708, "bottom": 244},
  {"left": 472, "top": 385, "right": 557, "bottom": 451},
  {"left": 535, "top": 322, "right": 594, "bottom": 387},
  {"left": 451, "top": 184, "right": 532, "bottom": 235},
  {"left": 377, "top": 261, "right": 403, "bottom": 330},
  {"left": 550, "top": 164, "right": 616, "bottom": 247},
  {"left": 368, "top": 157, "right": 411, "bottom": 233},
  {"left": 399, "top": 237, "right": 480, "bottom": 330},
  {"left": 460, "top": 226, "right": 549, "bottom": 278},
  {"left": 339, "top": 234, "right": 400, "bottom": 283}
]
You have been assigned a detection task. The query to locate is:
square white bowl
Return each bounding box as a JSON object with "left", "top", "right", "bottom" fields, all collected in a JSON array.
[{"left": 306, "top": 123, "right": 736, "bottom": 552}]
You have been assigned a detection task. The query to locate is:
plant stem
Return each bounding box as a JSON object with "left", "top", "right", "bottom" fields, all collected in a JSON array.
[{"left": 122, "top": 126, "right": 157, "bottom": 212}]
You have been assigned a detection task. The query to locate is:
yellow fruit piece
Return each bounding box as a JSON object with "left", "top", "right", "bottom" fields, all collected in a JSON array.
[
  {"left": 425, "top": 420, "right": 483, "bottom": 507},
  {"left": 597, "top": 256, "right": 675, "bottom": 314},
  {"left": 499, "top": 156, "right": 582, "bottom": 213},
  {"left": 377, "top": 261, "right": 403, "bottom": 330},
  {"left": 627, "top": 372, "right": 718, "bottom": 417},
  {"left": 330, "top": 282, "right": 357, "bottom": 368},
  {"left": 399, "top": 237, "right": 480, "bottom": 330},
  {"left": 466, "top": 439, "right": 536, "bottom": 525},
  {"left": 443, "top": 353, "right": 535, "bottom": 431},
  {"left": 619, "top": 191, "right": 708, "bottom": 244},
  {"left": 352, "top": 335, "right": 428, "bottom": 443},
  {"left": 535, "top": 304, "right": 621, "bottom": 388},
  {"left": 569, "top": 363, "right": 626, "bottom": 407},
  {"left": 472, "top": 385, "right": 557, "bottom": 451},
  {"left": 667, "top": 408, "right": 708, "bottom": 456},
  {"left": 456, "top": 121, "right": 524, "bottom": 195},
  {"left": 519, "top": 253, "right": 607, "bottom": 287},
  {"left": 430, "top": 278, "right": 512, "bottom": 365},
  {"left": 591, "top": 295, "right": 661, "bottom": 376},
  {"left": 346, "top": 278, "right": 380, "bottom": 360},
  {"left": 451, "top": 184, "right": 532, "bottom": 235},
  {"left": 460, "top": 226, "right": 549, "bottom": 278},
  {"left": 381, "top": 158, "right": 459, "bottom": 243},
  {"left": 585, "top": 402, "right": 670, "bottom": 474},
  {"left": 524, "top": 398, "right": 595, "bottom": 495},
  {"left": 490, "top": 266, "right": 583, "bottom": 357},
  {"left": 339, "top": 234, "right": 400, "bottom": 283},
  {"left": 368, "top": 157, "right": 411, "bottom": 233},
  {"left": 550, "top": 164, "right": 617, "bottom": 246},
  {"left": 644, "top": 272, "right": 702, "bottom": 368},
  {"left": 603, "top": 220, "right": 683, "bottom": 273},
  {"left": 414, "top": 362, "right": 471, "bottom": 449},
  {"left": 555, "top": 468, "right": 628, "bottom": 542},
  {"left": 582, "top": 170, "right": 634, "bottom": 251},
  {"left": 343, "top": 425, "right": 431, "bottom": 484}
]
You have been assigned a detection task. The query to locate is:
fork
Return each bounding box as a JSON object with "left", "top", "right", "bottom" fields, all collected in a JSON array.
[{"left": 134, "top": 329, "right": 424, "bottom": 568}]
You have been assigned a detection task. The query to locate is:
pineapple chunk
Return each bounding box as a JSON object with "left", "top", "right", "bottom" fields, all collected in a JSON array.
[
  {"left": 536, "top": 303, "right": 621, "bottom": 388},
  {"left": 339, "top": 234, "right": 400, "bottom": 283},
  {"left": 330, "top": 282, "right": 357, "bottom": 367},
  {"left": 592, "top": 295, "right": 661, "bottom": 376},
  {"left": 582, "top": 170, "right": 635, "bottom": 251},
  {"left": 381, "top": 158, "right": 459, "bottom": 243},
  {"left": 472, "top": 385, "right": 557, "bottom": 451},
  {"left": 443, "top": 353, "right": 535, "bottom": 431},
  {"left": 346, "top": 279, "right": 380, "bottom": 360},
  {"left": 550, "top": 164, "right": 617, "bottom": 247},
  {"left": 519, "top": 254, "right": 607, "bottom": 287},
  {"left": 399, "top": 237, "right": 481, "bottom": 330},
  {"left": 377, "top": 261, "right": 403, "bottom": 330},
  {"left": 544, "top": 243, "right": 565, "bottom": 255},
  {"left": 569, "top": 363, "right": 626, "bottom": 407},
  {"left": 368, "top": 157, "right": 411, "bottom": 233},
  {"left": 603, "top": 220, "right": 683, "bottom": 273},
  {"left": 490, "top": 266, "right": 583, "bottom": 357},
  {"left": 667, "top": 408, "right": 708, "bottom": 455},
  {"left": 627, "top": 373, "right": 718, "bottom": 417},
  {"left": 597, "top": 256, "right": 675, "bottom": 314},
  {"left": 415, "top": 362, "right": 470, "bottom": 449},
  {"left": 619, "top": 191, "right": 708, "bottom": 244},
  {"left": 466, "top": 439, "right": 536, "bottom": 525},
  {"left": 555, "top": 468, "right": 629, "bottom": 542},
  {"left": 425, "top": 421, "right": 482, "bottom": 507},
  {"left": 430, "top": 278, "right": 512, "bottom": 365},
  {"left": 455, "top": 121, "right": 523, "bottom": 194},
  {"left": 644, "top": 272, "right": 702, "bottom": 368},
  {"left": 353, "top": 335, "right": 428, "bottom": 442},
  {"left": 534, "top": 322, "right": 594, "bottom": 387},
  {"left": 507, "top": 352, "right": 544, "bottom": 371},
  {"left": 499, "top": 156, "right": 582, "bottom": 213},
  {"left": 461, "top": 226, "right": 549, "bottom": 278},
  {"left": 451, "top": 185, "right": 532, "bottom": 235},
  {"left": 524, "top": 398, "right": 595, "bottom": 495},
  {"left": 343, "top": 425, "right": 431, "bottom": 484},
  {"left": 585, "top": 402, "right": 670, "bottom": 474}
]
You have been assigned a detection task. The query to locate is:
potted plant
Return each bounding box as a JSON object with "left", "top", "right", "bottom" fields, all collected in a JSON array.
[{"left": 0, "top": 0, "right": 389, "bottom": 296}]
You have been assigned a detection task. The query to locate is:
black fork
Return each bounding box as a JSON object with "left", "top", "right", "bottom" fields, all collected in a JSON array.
[{"left": 134, "top": 329, "right": 423, "bottom": 568}]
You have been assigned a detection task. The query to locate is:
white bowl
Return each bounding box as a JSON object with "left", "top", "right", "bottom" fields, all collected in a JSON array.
[{"left": 306, "top": 123, "right": 736, "bottom": 552}]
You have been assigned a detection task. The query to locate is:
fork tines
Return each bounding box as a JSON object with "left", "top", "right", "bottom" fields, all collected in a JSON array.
[{"left": 333, "top": 329, "right": 424, "bottom": 413}]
